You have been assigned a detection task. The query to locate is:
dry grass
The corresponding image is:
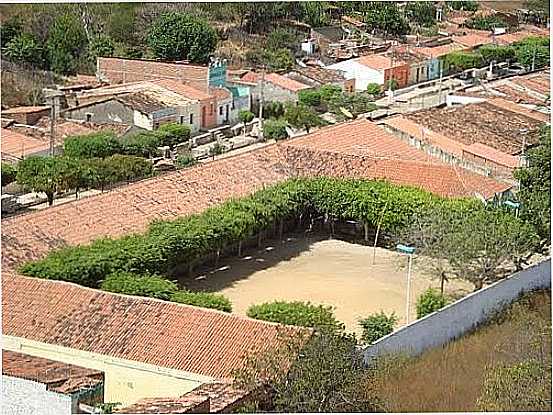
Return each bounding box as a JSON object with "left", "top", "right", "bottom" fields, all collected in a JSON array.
[{"left": 372, "top": 290, "right": 552, "bottom": 412}]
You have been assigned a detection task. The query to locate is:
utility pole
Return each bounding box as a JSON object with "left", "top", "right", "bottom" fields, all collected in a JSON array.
[
  {"left": 43, "top": 89, "right": 63, "bottom": 157},
  {"left": 258, "top": 67, "right": 265, "bottom": 141}
]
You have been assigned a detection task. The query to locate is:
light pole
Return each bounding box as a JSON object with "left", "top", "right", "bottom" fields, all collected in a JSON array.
[{"left": 397, "top": 244, "right": 416, "bottom": 324}]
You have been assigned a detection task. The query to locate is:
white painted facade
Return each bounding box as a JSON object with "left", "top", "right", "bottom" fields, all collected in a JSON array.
[{"left": 327, "top": 60, "right": 384, "bottom": 91}]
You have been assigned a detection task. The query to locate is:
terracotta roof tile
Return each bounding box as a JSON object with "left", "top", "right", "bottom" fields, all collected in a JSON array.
[
  {"left": 487, "top": 97, "right": 550, "bottom": 123},
  {"left": 2, "top": 273, "right": 306, "bottom": 380},
  {"left": 2, "top": 350, "right": 103, "bottom": 394},
  {"left": 1, "top": 128, "right": 51, "bottom": 159},
  {"left": 151, "top": 79, "right": 211, "bottom": 101},
  {"left": 413, "top": 42, "right": 465, "bottom": 58},
  {"left": 356, "top": 54, "right": 406, "bottom": 70},
  {"left": 1, "top": 106, "right": 50, "bottom": 115},
  {"left": 209, "top": 87, "right": 232, "bottom": 101},
  {"left": 463, "top": 142, "right": 520, "bottom": 168},
  {"left": 1, "top": 119, "right": 511, "bottom": 272},
  {"left": 452, "top": 33, "right": 494, "bottom": 48},
  {"left": 265, "top": 73, "right": 311, "bottom": 92}
]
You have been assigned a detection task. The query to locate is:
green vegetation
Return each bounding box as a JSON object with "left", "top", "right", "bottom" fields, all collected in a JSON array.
[
  {"left": 147, "top": 12, "right": 217, "bottom": 63},
  {"left": 359, "top": 312, "right": 398, "bottom": 344},
  {"left": 465, "top": 15, "right": 509, "bottom": 31},
  {"left": 363, "top": 2, "right": 410, "bottom": 37},
  {"left": 247, "top": 301, "right": 343, "bottom": 331},
  {"left": 64, "top": 132, "right": 122, "bottom": 159},
  {"left": 263, "top": 119, "right": 288, "bottom": 141},
  {"left": 283, "top": 103, "right": 323, "bottom": 133},
  {"left": 366, "top": 83, "right": 382, "bottom": 96},
  {"left": 297, "top": 85, "right": 376, "bottom": 120},
  {"left": 1, "top": 163, "right": 17, "bottom": 187},
  {"left": 170, "top": 290, "right": 232, "bottom": 312},
  {"left": 514, "top": 125, "right": 551, "bottom": 244},
  {"left": 447, "top": 1, "right": 478, "bottom": 11},
  {"left": 416, "top": 288, "right": 450, "bottom": 319},
  {"left": 235, "top": 328, "right": 381, "bottom": 412},
  {"left": 513, "top": 36, "right": 550, "bottom": 69},
  {"left": 4, "top": 33, "right": 45, "bottom": 68},
  {"left": 46, "top": 13, "right": 88, "bottom": 75},
  {"left": 443, "top": 51, "right": 483, "bottom": 72},
  {"left": 404, "top": 2, "right": 436, "bottom": 28},
  {"left": 478, "top": 44, "right": 516, "bottom": 64},
  {"left": 100, "top": 271, "right": 232, "bottom": 312},
  {"left": 101, "top": 272, "right": 178, "bottom": 300},
  {"left": 176, "top": 154, "right": 197, "bottom": 168},
  {"left": 238, "top": 109, "right": 255, "bottom": 124}
]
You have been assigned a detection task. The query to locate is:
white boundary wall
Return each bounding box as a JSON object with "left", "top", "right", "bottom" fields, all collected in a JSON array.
[{"left": 363, "top": 260, "right": 551, "bottom": 362}]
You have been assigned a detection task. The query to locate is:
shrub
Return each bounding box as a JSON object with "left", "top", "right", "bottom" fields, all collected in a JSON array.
[
  {"left": 155, "top": 123, "right": 191, "bottom": 147},
  {"left": 1, "top": 162, "right": 17, "bottom": 186},
  {"left": 176, "top": 154, "right": 197, "bottom": 168},
  {"left": 299, "top": 89, "right": 322, "bottom": 108},
  {"left": 63, "top": 132, "right": 122, "bottom": 159},
  {"left": 170, "top": 290, "right": 232, "bottom": 312},
  {"left": 246, "top": 301, "right": 343, "bottom": 331},
  {"left": 100, "top": 272, "right": 178, "bottom": 300},
  {"left": 102, "top": 154, "right": 154, "bottom": 183},
  {"left": 238, "top": 109, "right": 255, "bottom": 124},
  {"left": 263, "top": 101, "right": 285, "bottom": 119},
  {"left": 478, "top": 45, "right": 516, "bottom": 64},
  {"left": 359, "top": 311, "right": 397, "bottom": 344},
  {"left": 263, "top": 119, "right": 288, "bottom": 140},
  {"left": 416, "top": 288, "right": 449, "bottom": 319},
  {"left": 120, "top": 132, "right": 161, "bottom": 157},
  {"left": 366, "top": 83, "right": 382, "bottom": 96},
  {"left": 443, "top": 51, "right": 483, "bottom": 71},
  {"left": 465, "top": 15, "right": 508, "bottom": 31}
]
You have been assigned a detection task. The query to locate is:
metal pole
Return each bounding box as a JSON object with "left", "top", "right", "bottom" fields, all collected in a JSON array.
[
  {"left": 406, "top": 254, "right": 412, "bottom": 324},
  {"left": 531, "top": 47, "right": 536, "bottom": 71},
  {"left": 49, "top": 97, "right": 55, "bottom": 156},
  {"left": 258, "top": 67, "right": 265, "bottom": 140}
]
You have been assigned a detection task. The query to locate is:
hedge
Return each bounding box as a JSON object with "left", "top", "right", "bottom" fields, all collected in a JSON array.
[
  {"left": 170, "top": 290, "right": 232, "bottom": 312},
  {"left": 100, "top": 271, "right": 232, "bottom": 312},
  {"left": 64, "top": 132, "right": 121, "bottom": 159},
  {"left": 20, "top": 177, "right": 479, "bottom": 288},
  {"left": 246, "top": 301, "right": 342, "bottom": 331}
]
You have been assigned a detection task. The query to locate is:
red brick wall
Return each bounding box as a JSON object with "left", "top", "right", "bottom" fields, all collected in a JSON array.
[
  {"left": 384, "top": 65, "right": 410, "bottom": 89},
  {"left": 98, "top": 58, "right": 209, "bottom": 92}
]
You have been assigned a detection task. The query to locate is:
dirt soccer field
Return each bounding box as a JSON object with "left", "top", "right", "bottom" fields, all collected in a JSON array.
[{"left": 185, "top": 234, "right": 472, "bottom": 335}]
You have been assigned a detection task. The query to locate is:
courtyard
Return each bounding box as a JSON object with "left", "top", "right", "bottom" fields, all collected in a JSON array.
[{"left": 184, "top": 233, "right": 472, "bottom": 335}]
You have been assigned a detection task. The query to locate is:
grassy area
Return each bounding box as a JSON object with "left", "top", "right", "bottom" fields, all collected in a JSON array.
[{"left": 371, "top": 289, "right": 551, "bottom": 412}]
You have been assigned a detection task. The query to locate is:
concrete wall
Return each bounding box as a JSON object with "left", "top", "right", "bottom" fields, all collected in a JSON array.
[
  {"left": 2, "top": 375, "right": 73, "bottom": 415},
  {"left": 63, "top": 100, "right": 135, "bottom": 126},
  {"left": 328, "top": 60, "right": 383, "bottom": 90},
  {"left": 363, "top": 260, "right": 551, "bottom": 362},
  {"left": 3, "top": 337, "right": 212, "bottom": 408}
]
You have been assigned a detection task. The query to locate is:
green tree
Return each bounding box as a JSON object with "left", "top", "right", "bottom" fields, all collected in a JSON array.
[
  {"left": 443, "top": 51, "right": 483, "bottom": 71},
  {"left": 514, "top": 126, "right": 551, "bottom": 244},
  {"left": 284, "top": 103, "right": 322, "bottom": 133},
  {"left": 447, "top": 1, "right": 478, "bottom": 11},
  {"left": 238, "top": 109, "right": 255, "bottom": 124},
  {"left": 1, "top": 163, "right": 17, "bottom": 186},
  {"left": 366, "top": 83, "right": 382, "bottom": 96},
  {"left": 235, "top": 329, "right": 382, "bottom": 412},
  {"left": 64, "top": 132, "right": 122, "bottom": 159},
  {"left": 247, "top": 301, "right": 343, "bottom": 332},
  {"left": 299, "top": 89, "right": 322, "bottom": 108},
  {"left": 513, "top": 37, "right": 550, "bottom": 69},
  {"left": 466, "top": 15, "right": 509, "bottom": 30},
  {"left": 262, "top": 48, "right": 296, "bottom": 72},
  {"left": 263, "top": 101, "right": 285, "bottom": 119},
  {"left": 147, "top": 12, "right": 217, "bottom": 63},
  {"left": 0, "top": 16, "right": 23, "bottom": 48},
  {"left": 100, "top": 271, "right": 178, "bottom": 299},
  {"left": 359, "top": 311, "right": 397, "bottom": 344},
  {"left": 46, "top": 13, "right": 88, "bottom": 74},
  {"left": 416, "top": 288, "right": 449, "bottom": 319},
  {"left": 4, "top": 33, "right": 45, "bottom": 68},
  {"left": 266, "top": 28, "right": 298, "bottom": 51},
  {"left": 300, "top": 1, "right": 332, "bottom": 27},
  {"left": 16, "top": 156, "right": 83, "bottom": 205},
  {"left": 88, "top": 34, "right": 115, "bottom": 60},
  {"left": 404, "top": 2, "right": 436, "bottom": 28},
  {"left": 402, "top": 206, "right": 539, "bottom": 291},
  {"left": 478, "top": 44, "right": 516, "bottom": 64},
  {"left": 263, "top": 119, "right": 289, "bottom": 141},
  {"left": 363, "top": 2, "right": 410, "bottom": 37}
]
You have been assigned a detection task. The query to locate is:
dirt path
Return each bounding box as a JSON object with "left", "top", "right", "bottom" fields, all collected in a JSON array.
[{"left": 184, "top": 235, "right": 471, "bottom": 336}]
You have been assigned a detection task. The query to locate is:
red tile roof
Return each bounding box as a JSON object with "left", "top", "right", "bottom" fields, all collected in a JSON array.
[
  {"left": 1, "top": 119, "right": 511, "bottom": 271},
  {"left": 265, "top": 73, "right": 311, "bottom": 92},
  {"left": 2, "top": 350, "right": 104, "bottom": 394},
  {"left": 209, "top": 87, "right": 232, "bottom": 101},
  {"left": 413, "top": 42, "right": 465, "bottom": 58},
  {"left": 240, "top": 71, "right": 259, "bottom": 83},
  {"left": 2, "top": 273, "right": 306, "bottom": 380},
  {"left": 149, "top": 79, "right": 211, "bottom": 101},
  {"left": 356, "top": 54, "right": 406, "bottom": 70},
  {"left": 1, "top": 128, "right": 51, "bottom": 159},
  {"left": 116, "top": 396, "right": 210, "bottom": 414},
  {"left": 452, "top": 33, "right": 494, "bottom": 48},
  {"left": 487, "top": 97, "right": 550, "bottom": 123},
  {"left": 1, "top": 106, "right": 50, "bottom": 115},
  {"left": 463, "top": 142, "right": 520, "bottom": 169}
]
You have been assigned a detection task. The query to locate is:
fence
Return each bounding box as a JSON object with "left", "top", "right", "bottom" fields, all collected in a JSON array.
[{"left": 363, "top": 259, "right": 551, "bottom": 362}]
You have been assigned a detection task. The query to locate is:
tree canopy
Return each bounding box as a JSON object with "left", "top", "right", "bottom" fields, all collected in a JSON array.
[{"left": 147, "top": 12, "right": 217, "bottom": 63}]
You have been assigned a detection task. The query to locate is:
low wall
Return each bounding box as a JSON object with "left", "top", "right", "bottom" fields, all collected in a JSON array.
[{"left": 363, "top": 259, "right": 551, "bottom": 362}]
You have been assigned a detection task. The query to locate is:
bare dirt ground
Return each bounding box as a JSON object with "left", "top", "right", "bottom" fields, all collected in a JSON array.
[{"left": 183, "top": 233, "right": 472, "bottom": 335}]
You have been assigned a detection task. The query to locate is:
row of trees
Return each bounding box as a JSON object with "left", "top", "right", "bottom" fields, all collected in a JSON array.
[{"left": 443, "top": 36, "right": 550, "bottom": 72}]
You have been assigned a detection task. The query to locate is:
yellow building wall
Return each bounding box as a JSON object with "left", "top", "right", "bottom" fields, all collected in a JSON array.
[{"left": 3, "top": 336, "right": 213, "bottom": 407}]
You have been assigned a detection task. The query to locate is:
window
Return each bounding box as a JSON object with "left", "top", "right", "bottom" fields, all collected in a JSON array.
[
  {"left": 85, "top": 113, "right": 92, "bottom": 122},
  {"left": 189, "top": 113, "right": 193, "bottom": 124},
  {"left": 219, "top": 106, "right": 223, "bottom": 116},
  {"left": 180, "top": 115, "right": 185, "bottom": 124}
]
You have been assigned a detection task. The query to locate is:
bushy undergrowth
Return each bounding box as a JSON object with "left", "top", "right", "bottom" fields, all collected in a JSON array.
[
  {"left": 246, "top": 301, "right": 342, "bottom": 331},
  {"left": 170, "top": 290, "right": 232, "bottom": 312},
  {"left": 359, "top": 311, "right": 398, "bottom": 344},
  {"left": 416, "top": 288, "right": 450, "bottom": 319}
]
